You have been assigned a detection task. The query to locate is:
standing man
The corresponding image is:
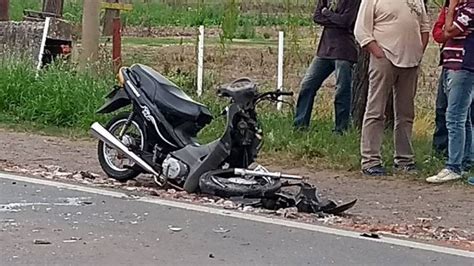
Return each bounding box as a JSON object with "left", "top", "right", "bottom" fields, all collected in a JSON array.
[
  {"left": 432, "top": 0, "right": 451, "bottom": 156},
  {"left": 427, "top": 0, "right": 474, "bottom": 183},
  {"left": 354, "top": 0, "right": 430, "bottom": 176},
  {"left": 431, "top": 0, "right": 474, "bottom": 158},
  {"left": 293, "top": 0, "right": 361, "bottom": 134}
]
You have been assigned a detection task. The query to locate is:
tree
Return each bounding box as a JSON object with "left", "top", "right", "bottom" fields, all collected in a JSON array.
[
  {"left": 42, "top": 0, "right": 64, "bottom": 17},
  {"left": 351, "top": 48, "right": 370, "bottom": 129},
  {"left": 80, "top": 0, "right": 100, "bottom": 69},
  {"left": 0, "top": 0, "right": 9, "bottom": 21}
]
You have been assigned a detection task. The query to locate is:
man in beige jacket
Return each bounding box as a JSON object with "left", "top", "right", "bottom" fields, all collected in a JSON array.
[{"left": 355, "top": 0, "right": 430, "bottom": 176}]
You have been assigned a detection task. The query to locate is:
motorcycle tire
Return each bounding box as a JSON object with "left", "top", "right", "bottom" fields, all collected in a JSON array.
[
  {"left": 199, "top": 169, "right": 282, "bottom": 198},
  {"left": 97, "top": 112, "right": 147, "bottom": 182}
]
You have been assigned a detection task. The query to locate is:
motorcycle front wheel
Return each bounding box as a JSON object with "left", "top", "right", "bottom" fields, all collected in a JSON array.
[
  {"left": 97, "top": 113, "right": 147, "bottom": 182},
  {"left": 199, "top": 169, "right": 281, "bottom": 198}
]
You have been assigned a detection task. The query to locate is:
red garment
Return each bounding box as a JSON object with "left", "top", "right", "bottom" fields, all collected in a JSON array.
[{"left": 433, "top": 7, "right": 447, "bottom": 44}]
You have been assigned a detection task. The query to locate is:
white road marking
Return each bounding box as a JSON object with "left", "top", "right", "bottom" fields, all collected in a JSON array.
[{"left": 1, "top": 172, "right": 473, "bottom": 258}]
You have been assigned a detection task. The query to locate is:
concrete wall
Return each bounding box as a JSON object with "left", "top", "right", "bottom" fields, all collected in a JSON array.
[{"left": 0, "top": 18, "right": 73, "bottom": 63}]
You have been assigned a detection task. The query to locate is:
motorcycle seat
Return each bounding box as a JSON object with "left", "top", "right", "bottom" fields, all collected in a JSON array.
[{"left": 130, "top": 64, "right": 212, "bottom": 124}]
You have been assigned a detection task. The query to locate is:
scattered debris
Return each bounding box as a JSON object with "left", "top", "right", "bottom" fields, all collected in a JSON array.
[
  {"left": 276, "top": 207, "right": 299, "bottom": 219},
  {"left": 33, "top": 239, "right": 52, "bottom": 245},
  {"left": 168, "top": 225, "right": 183, "bottom": 232},
  {"left": 212, "top": 227, "right": 230, "bottom": 234},
  {"left": 63, "top": 237, "right": 82, "bottom": 243},
  {"left": 361, "top": 233, "right": 381, "bottom": 239},
  {"left": 242, "top": 206, "right": 255, "bottom": 212}
]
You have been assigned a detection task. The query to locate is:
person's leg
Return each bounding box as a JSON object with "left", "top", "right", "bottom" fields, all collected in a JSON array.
[
  {"left": 393, "top": 66, "right": 418, "bottom": 168},
  {"left": 361, "top": 55, "right": 395, "bottom": 172},
  {"left": 432, "top": 68, "right": 449, "bottom": 155},
  {"left": 294, "top": 57, "right": 335, "bottom": 129},
  {"left": 427, "top": 70, "right": 474, "bottom": 183},
  {"left": 445, "top": 70, "right": 473, "bottom": 173},
  {"left": 333, "top": 60, "right": 354, "bottom": 133},
  {"left": 462, "top": 109, "right": 472, "bottom": 172}
]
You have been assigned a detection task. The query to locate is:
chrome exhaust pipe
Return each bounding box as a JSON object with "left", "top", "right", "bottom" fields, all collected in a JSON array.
[{"left": 90, "top": 122, "right": 160, "bottom": 177}]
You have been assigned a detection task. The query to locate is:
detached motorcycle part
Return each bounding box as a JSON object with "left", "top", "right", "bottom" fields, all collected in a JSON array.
[
  {"left": 262, "top": 182, "right": 357, "bottom": 215},
  {"left": 233, "top": 168, "right": 303, "bottom": 180},
  {"left": 199, "top": 169, "right": 282, "bottom": 197},
  {"left": 91, "top": 121, "right": 161, "bottom": 180}
]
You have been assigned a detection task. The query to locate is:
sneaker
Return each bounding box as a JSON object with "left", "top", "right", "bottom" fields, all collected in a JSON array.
[
  {"left": 362, "top": 165, "right": 387, "bottom": 176},
  {"left": 426, "top": 169, "right": 462, "bottom": 184},
  {"left": 468, "top": 176, "right": 474, "bottom": 186},
  {"left": 394, "top": 163, "right": 418, "bottom": 175}
]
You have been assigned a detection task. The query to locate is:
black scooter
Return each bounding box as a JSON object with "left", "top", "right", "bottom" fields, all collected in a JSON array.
[{"left": 90, "top": 64, "right": 356, "bottom": 213}]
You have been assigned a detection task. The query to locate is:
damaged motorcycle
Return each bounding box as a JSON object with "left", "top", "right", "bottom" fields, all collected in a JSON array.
[{"left": 90, "top": 64, "right": 356, "bottom": 215}]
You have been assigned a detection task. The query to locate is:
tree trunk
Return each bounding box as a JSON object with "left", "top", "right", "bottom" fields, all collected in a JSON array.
[
  {"left": 102, "top": 0, "right": 120, "bottom": 36},
  {"left": 80, "top": 0, "right": 100, "bottom": 69},
  {"left": 0, "top": 0, "right": 9, "bottom": 21},
  {"left": 351, "top": 48, "right": 395, "bottom": 130},
  {"left": 42, "top": 0, "right": 64, "bottom": 17},
  {"left": 351, "top": 48, "right": 369, "bottom": 129}
]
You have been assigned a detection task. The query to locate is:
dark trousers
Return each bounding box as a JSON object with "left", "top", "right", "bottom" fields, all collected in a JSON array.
[{"left": 293, "top": 57, "right": 353, "bottom": 132}]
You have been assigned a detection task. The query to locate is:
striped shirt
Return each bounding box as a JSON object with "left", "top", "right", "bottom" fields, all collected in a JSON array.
[{"left": 442, "top": 2, "right": 474, "bottom": 70}]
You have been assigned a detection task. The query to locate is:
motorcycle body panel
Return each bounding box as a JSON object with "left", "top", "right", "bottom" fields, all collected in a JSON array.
[{"left": 96, "top": 86, "right": 131, "bottom": 114}]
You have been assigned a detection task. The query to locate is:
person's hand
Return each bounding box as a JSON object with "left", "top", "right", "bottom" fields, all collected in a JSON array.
[{"left": 366, "top": 41, "right": 386, "bottom": 59}]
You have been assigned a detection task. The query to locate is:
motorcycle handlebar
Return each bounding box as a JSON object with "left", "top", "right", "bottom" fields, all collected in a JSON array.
[
  {"left": 277, "top": 91, "right": 294, "bottom": 97},
  {"left": 257, "top": 90, "right": 294, "bottom": 101}
]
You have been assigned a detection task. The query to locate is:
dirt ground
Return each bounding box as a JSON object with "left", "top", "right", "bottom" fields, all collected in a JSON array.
[{"left": 0, "top": 128, "right": 472, "bottom": 250}]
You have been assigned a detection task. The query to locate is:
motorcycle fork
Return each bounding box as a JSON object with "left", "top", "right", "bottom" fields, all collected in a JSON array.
[{"left": 118, "top": 112, "right": 135, "bottom": 139}]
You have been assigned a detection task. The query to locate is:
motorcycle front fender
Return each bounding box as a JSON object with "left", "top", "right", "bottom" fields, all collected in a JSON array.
[{"left": 97, "top": 87, "right": 131, "bottom": 114}]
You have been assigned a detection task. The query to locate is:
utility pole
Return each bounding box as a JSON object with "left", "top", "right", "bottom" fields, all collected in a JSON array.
[
  {"left": 0, "top": 0, "right": 9, "bottom": 21},
  {"left": 80, "top": 0, "right": 100, "bottom": 69},
  {"left": 42, "top": 0, "right": 64, "bottom": 17}
]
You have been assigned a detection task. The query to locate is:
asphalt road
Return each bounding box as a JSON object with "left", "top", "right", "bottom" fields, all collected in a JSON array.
[{"left": 1, "top": 173, "right": 473, "bottom": 266}]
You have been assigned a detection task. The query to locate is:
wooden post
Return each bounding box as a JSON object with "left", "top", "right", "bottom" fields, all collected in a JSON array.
[
  {"left": 0, "top": 0, "right": 9, "bottom": 21},
  {"left": 103, "top": 0, "right": 119, "bottom": 36},
  {"left": 112, "top": 17, "right": 122, "bottom": 72},
  {"left": 42, "top": 0, "right": 64, "bottom": 17},
  {"left": 80, "top": 0, "right": 100, "bottom": 69}
]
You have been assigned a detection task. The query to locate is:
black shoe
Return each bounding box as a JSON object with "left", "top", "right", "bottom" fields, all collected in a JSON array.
[
  {"left": 362, "top": 165, "right": 387, "bottom": 176},
  {"left": 393, "top": 163, "right": 418, "bottom": 175}
]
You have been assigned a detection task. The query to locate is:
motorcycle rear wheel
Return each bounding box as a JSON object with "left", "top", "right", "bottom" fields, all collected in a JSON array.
[
  {"left": 199, "top": 169, "right": 282, "bottom": 198},
  {"left": 97, "top": 113, "right": 147, "bottom": 182}
]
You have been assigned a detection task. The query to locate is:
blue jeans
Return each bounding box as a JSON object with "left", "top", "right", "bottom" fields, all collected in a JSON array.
[
  {"left": 444, "top": 69, "right": 474, "bottom": 173},
  {"left": 433, "top": 68, "right": 474, "bottom": 156},
  {"left": 294, "top": 57, "right": 353, "bottom": 132}
]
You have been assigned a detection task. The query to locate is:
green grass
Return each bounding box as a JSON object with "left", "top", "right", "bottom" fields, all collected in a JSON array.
[{"left": 0, "top": 59, "right": 447, "bottom": 177}]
